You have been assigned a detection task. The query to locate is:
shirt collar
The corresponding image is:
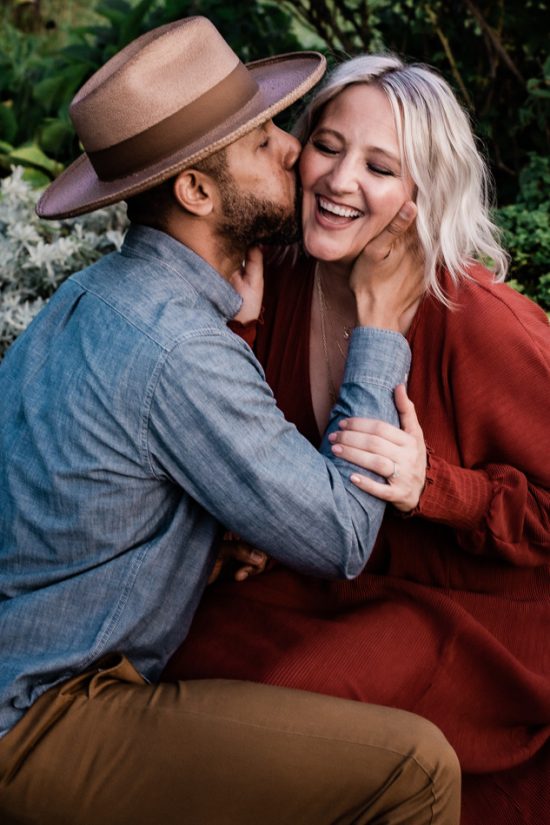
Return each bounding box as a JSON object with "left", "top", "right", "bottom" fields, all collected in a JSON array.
[{"left": 122, "top": 224, "right": 243, "bottom": 321}]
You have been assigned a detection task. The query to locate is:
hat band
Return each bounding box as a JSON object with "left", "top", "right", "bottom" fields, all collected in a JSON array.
[{"left": 87, "top": 63, "right": 259, "bottom": 182}]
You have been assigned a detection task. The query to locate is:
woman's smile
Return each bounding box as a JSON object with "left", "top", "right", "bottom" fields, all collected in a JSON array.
[
  {"left": 299, "top": 83, "right": 415, "bottom": 267},
  {"left": 315, "top": 195, "right": 365, "bottom": 225}
]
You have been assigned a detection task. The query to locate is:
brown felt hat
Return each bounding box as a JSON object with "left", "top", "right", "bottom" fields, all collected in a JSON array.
[{"left": 36, "top": 16, "right": 326, "bottom": 220}]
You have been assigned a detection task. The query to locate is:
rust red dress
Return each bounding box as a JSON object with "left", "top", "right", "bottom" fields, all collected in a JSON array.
[{"left": 163, "top": 255, "right": 550, "bottom": 824}]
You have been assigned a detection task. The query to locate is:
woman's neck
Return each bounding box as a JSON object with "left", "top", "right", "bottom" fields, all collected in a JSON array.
[
  {"left": 309, "top": 259, "right": 357, "bottom": 435},
  {"left": 315, "top": 260, "right": 357, "bottom": 322}
]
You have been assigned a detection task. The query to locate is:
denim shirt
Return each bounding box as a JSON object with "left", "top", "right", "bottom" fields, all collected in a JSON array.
[{"left": 0, "top": 225, "right": 410, "bottom": 736}]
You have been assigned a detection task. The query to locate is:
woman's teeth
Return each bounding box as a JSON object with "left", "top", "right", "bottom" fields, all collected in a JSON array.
[{"left": 318, "top": 197, "right": 362, "bottom": 219}]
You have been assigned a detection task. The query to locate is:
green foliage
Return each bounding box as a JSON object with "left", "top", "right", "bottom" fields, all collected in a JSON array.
[
  {"left": 147, "top": 0, "right": 302, "bottom": 61},
  {"left": 281, "top": 0, "right": 549, "bottom": 306},
  {"left": 1, "top": 0, "right": 547, "bottom": 308},
  {"left": 0, "top": 0, "right": 302, "bottom": 176},
  {"left": 280, "top": 1, "right": 549, "bottom": 197},
  {"left": 495, "top": 153, "right": 550, "bottom": 310},
  {"left": 0, "top": 167, "right": 128, "bottom": 358},
  {"left": 1, "top": 0, "right": 547, "bottom": 197}
]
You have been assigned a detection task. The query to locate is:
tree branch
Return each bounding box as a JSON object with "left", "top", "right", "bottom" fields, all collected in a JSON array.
[
  {"left": 462, "top": 0, "right": 525, "bottom": 85},
  {"left": 424, "top": 4, "right": 474, "bottom": 109}
]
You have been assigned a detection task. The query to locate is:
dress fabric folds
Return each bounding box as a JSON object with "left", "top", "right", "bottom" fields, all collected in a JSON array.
[{"left": 163, "top": 254, "right": 550, "bottom": 825}]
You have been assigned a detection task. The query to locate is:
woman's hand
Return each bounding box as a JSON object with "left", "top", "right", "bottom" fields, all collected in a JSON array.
[
  {"left": 328, "top": 384, "right": 427, "bottom": 512},
  {"left": 229, "top": 246, "right": 264, "bottom": 324},
  {"left": 350, "top": 201, "right": 425, "bottom": 334},
  {"left": 208, "top": 531, "right": 270, "bottom": 584}
]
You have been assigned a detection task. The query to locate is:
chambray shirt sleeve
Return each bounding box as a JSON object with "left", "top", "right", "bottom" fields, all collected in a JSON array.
[{"left": 145, "top": 325, "right": 410, "bottom": 579}]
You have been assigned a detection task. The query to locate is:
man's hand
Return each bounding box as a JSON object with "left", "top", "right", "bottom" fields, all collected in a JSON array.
[
  {"left": 230, "top": 246, "right": 264, "bottom": 324},
  {"left": 350, "top": 201, "right": 424, "bottom": 334},
  {"left": 208, "top": 531, "right": 270, "bottom": 584}
]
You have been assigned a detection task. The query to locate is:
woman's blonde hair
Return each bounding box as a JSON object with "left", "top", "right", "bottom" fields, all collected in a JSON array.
[{"left": 294, "top": 54, "right": 508, "bottom": 303}]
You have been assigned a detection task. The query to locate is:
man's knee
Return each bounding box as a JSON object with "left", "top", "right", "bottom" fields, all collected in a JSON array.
[
  {"left": 411, "top": 714, "right": 460, "bottom": 782},
  {"left": 406, "top": 713, "right": 462, "bottom": 822}
]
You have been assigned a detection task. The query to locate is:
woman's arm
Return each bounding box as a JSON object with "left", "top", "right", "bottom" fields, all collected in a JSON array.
[
  {"left": 332, "top": 279, "right": 550, "bottom": 567},
  {"left": 408, "top": 449, "right": 550, "bottom": 566},
  {"left": 411, "top": 285, "right": 549, "bottom": 566}
]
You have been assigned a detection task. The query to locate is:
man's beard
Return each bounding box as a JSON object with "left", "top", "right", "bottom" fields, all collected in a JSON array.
[{"left": 217, "top": 175, "right": 301, "bottom": 251}]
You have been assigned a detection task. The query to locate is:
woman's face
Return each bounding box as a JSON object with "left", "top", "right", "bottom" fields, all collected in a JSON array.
[{"left": 299, "top": 83, "right": 415, "bottom": 267}]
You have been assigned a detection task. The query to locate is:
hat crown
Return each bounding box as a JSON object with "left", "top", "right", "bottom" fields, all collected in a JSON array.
[
  {"left": 36, "top": 17, "right": 326, "bottom": 220},
  {"left": 70, "top": 17, "right": 242, "bottom": 153}
]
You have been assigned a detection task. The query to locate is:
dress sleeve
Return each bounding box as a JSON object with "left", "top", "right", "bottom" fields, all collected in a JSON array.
[
  {"left": 412, "top": 282, "right": 550, "bottom": 567},
  {"left": 227, "top": 308, "right": 263, "bottom": 348}
]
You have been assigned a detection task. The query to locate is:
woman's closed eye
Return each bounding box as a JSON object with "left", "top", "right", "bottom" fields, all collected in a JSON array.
[
  {"left": 311, "top": 138, "right": 396, "bottom": 177},
  {"left": 311, "top": 138, "right": 339, "bottom": 155},
  {"left": 367, "top": 163, "right": 395, "bottom": 177}
]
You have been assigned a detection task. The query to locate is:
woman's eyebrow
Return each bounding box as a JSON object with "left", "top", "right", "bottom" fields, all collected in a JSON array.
[
  {"left": 369, "top": 146, "right": 401, "bottom": 164},
  {"left": 314, "top": 127, "right": 400, "bottom": 165},
  {"left": 313, "top": 127, "right": 343, "bottom": 140}
]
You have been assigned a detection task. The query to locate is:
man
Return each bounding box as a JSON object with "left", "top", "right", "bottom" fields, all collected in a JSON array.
[{"left": 0, "top": 17, "right": 460, "bottom": 824}]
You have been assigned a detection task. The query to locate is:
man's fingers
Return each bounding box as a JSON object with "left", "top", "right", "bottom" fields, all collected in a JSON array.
[
  {"left": 242, "top": 245, "right": 264, "bottom": 285},
  {"left": 386, "top": 201, "right": 417, "bottom": 237},
  {"left": 364, "top": 201, "right": 417, "bottom": 260},
  {"left": 246, "top": 245, "right": 263, "bottom": 266},
  {"left": 230, "top": 545, "right": 266, "bottom": 566},
  {"left": 233, "top": 548, "right": 269, "bottom": 581}
]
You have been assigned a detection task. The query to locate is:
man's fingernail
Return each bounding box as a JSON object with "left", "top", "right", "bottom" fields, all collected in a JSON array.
[{"left": 399, "top": 204, "right": 414, "bottom": 220}]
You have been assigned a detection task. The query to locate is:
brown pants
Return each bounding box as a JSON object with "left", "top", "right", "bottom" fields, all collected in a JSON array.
[{"left": 0, "top": 654, "right": 460, "bottom": 824}]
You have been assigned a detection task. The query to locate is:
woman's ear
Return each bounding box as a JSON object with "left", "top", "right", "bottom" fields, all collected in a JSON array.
[{"left": 173, "top": 169, "right": 215, "bottom": 217}]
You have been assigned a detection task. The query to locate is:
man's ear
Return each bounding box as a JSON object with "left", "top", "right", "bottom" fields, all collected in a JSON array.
[{"left": 173, "top": 169, "right": 215, "bottom": 217}]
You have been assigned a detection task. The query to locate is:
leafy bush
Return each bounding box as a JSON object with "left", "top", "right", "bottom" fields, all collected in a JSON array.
[
  {"left": 495, "top": 153, "right": 550, "bottom": 310},
  {"left": 0, "top": 1, "right": 547, "bottom": 354},
  {"left": 0, "top": 167, "right": 128, "bottom": 358},
  {"left": 0, "top": 0, "right": 302, "bottom": 181},
  {"left": 279, "top": 0, "right": 550, "bottom": 206},
  {"left": 1, "top": 147, "right": 546, "bottom": 365}
]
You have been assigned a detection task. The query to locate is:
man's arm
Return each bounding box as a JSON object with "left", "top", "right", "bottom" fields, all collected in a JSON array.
[{"left": 146, "top": 325, "right": 410, "bottom": 580}]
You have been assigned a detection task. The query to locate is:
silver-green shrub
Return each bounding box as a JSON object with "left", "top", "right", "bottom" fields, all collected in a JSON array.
[{"left": 0, "top": 166, "right": 128, "bottom": 358}]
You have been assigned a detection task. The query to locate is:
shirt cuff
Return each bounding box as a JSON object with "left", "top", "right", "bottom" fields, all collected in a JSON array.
[{"left": 345, "top": 327, "right": 411, "bottom": 388}]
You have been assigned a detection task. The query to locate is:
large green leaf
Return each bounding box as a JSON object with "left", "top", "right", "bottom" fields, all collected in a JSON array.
[{"left": 9, "top": 144, "right": 64, "bottom": 176}]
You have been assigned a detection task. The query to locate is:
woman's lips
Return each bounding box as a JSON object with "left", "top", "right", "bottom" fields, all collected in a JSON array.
[{"left": 315, "top": 195, "right": 364, "bottom": 227}]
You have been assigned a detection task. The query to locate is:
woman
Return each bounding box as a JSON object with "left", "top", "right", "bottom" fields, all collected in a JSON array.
[{"left": 163, "top": 55, "right": 550, "bottom": 823}]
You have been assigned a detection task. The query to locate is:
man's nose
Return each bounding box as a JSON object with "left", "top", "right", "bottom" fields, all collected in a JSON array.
[{"left": 275, "top": 127, "right": 301, "bottom": 169}]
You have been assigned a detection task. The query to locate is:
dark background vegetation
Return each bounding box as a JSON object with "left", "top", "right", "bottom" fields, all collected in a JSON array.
[{"left": 1, "top": 0, "right": 548, "bottom": 308}]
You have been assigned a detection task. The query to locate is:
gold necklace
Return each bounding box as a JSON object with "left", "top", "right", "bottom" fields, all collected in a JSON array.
[{"left": 314, "top": 266, "right": 354, "bottom": 403}]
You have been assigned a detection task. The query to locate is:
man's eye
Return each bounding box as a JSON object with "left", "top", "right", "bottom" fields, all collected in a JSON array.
[
  {"left": 259, "top": 139, "right": 269, "bottom": 149},
  {"left": 311, "top": 139, "right": 338, "bottom": 155}
]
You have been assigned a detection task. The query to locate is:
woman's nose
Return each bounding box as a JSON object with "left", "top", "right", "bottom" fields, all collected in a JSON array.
[{"left": 326, "top": 156, "right": 360, "bottom": 195}]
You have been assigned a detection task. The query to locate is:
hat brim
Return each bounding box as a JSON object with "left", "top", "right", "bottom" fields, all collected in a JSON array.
[{"left": 36, "top": 52, "right": 325, "bottom": 220}]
